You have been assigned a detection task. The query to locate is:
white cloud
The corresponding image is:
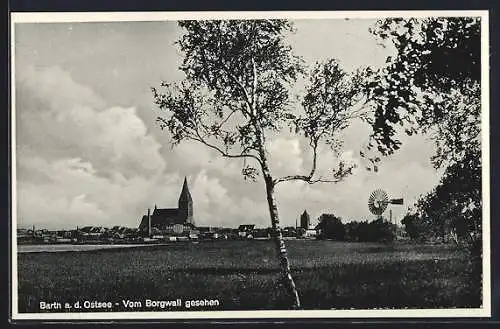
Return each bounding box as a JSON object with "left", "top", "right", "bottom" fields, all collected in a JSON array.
[
  {"left": 191, "top": 170, "right": 244, "bottom": 227},
  {"left": 267, "top": 137, "right": 303, "bottom": 175},
  {"left": 17, "top": 65, "right": 105, "bottom": 110},
  {"left": 169, "top": 141, "right": 242, "bottom": 178},
  {"left": 16, "top": 153, "right": 184, "bottom": 229},
  {"left": 18, "top": 185, "right": 108, "bottom": 229},
  {"left": 15, "top": 66, "right": 180, "bottom": 229},
  {"left": 190, "top": 170, "right": 271, "bottom": 228},
  {"left": 17, "top": 65, "right": 167, "bottom": 178},
  {"left": 18, "top": 103, "right": 166, "bottom": 178}
]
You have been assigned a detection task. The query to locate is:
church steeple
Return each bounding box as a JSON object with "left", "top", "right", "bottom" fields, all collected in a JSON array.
[
  {"left": 180, "top": 177, "right": 191, "bottom": 198},
  {"left": 178, "top": 176, "right": 194, "bottom": 225}
]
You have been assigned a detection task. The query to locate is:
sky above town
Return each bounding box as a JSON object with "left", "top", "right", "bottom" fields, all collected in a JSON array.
[{"left": 14, "top": 17, "right": 444, "bottom": 229}]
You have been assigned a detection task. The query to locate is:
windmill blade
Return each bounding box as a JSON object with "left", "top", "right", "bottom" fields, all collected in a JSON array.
[{"left": 368, "top": 189, "right": 389, "bottom": 215}]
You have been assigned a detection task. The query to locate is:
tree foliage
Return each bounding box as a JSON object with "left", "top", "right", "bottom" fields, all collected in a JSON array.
[
  {"left": 364, "top": 17, "right": 481, "bottom": 168},
  {"left": 152, "top": 20, "right": 364, "bottom": 186},
  {"left": 344, "top": 219, "right": 396, "bottom": 243},
  {"left": 314, "top": 214, "right": 396, "bottom": 243},
  {"left": 366, "top": 17, "right": 483, "bottom": 247},
  {"left": 316, "top": 213, "right": 345, "bottom": 241}
]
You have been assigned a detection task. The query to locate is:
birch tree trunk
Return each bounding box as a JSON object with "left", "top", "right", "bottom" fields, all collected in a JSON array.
[
  {"left": 253, "top": 105, "right": 301, "bottom": 309},
  {"left": 261, "top": 164, "right": 301, "bottom": 309}
]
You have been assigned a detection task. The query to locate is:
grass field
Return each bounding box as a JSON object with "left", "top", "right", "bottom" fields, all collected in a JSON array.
[{"left": 17, "top": 240, "right": 481, "bottom": 312}]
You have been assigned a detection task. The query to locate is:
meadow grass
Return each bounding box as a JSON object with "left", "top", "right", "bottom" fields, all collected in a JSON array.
[{"left": 17, "top": 240, "right": 481, "bottom": 312}]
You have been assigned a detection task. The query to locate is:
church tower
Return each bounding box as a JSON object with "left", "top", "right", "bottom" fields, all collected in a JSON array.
[{"left": 178, "top": 177, "right": 194, "bottom": 225}]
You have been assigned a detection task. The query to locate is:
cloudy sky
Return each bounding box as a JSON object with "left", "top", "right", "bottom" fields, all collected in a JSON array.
[{"left": 14, "top": 18, "right": 443, "bottom": 230}]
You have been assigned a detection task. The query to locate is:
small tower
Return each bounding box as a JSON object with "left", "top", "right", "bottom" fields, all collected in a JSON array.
[
  {"left": 300, "top": 210, "right": 310, "bottom": 229},
  {"left": 178, "top": 177, "right": 194, "bottom": 225}
]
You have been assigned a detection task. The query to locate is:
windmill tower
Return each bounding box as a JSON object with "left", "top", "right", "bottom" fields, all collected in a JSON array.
[{"left": 368, "top": 189, "right": 404, "bottom": 222}]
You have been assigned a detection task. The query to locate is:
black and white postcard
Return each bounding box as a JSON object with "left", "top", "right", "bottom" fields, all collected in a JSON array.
[{"left": 10, "top": 10, "right": 491, "bottom": 320}]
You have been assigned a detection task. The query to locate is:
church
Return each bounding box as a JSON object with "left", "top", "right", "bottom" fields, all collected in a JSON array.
[{"left": 138, "top": 177, "right": 195, "bottom": 234}]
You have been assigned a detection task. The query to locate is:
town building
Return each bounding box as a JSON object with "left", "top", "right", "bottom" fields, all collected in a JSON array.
[{"left": 238, "top": 224, "right": 255, "bottom": 239}]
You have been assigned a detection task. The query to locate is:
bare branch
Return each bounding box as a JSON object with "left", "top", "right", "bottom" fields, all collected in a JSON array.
[
  {"left": 273, "top": 139, "right": 321, "bottom": 185},
  {"left": 274, "top": 175, "right": 343, "bottom": 185},
  {"left": 191, "top": 128, "right": 262, "bottom": 165},
  {"left": 346, "top": 101, "right": 373, "bottom": 119},
  {"left": 274, "top": 137, "right": 356, "bottom": 186},
  {"left": 214, "top": 108, "right": 238, "bottom": 130}
]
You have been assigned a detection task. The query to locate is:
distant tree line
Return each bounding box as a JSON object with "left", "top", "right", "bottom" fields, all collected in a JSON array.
[{"left": 316, "top": 214, "right": 396, "bottom": 243}]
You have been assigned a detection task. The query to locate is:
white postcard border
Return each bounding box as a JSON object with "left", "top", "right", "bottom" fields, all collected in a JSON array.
[{"left": 10, "top": 10, "right": 491, "bottom": 320}]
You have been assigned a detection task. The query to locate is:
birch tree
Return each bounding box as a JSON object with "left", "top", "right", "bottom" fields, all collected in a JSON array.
[{"left": 152, "top": 20, "right": 365, "bottom": 309}]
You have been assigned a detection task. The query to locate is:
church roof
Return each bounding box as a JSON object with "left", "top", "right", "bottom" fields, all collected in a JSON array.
[
  {"left": 139, "top": 215, "right": 149, "bottom": 230},
  {"left": 153, "top": 208, "right": 179, "bottom": 218},
  {"left": 140, "top": 208, "right": 183, "bottom": 230}
]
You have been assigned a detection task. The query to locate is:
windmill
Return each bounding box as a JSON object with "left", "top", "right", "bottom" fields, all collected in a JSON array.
[{"left": 368, "top": 189, "right": 404, "bottom": 223}]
